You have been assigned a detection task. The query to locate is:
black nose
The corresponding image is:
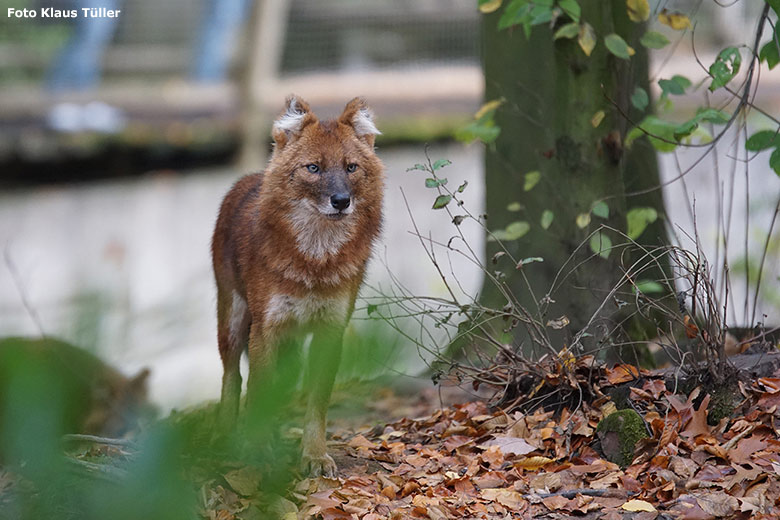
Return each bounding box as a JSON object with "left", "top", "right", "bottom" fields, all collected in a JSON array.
[{"left": 330, "top": 193, "right": 351, "bottom": 211}]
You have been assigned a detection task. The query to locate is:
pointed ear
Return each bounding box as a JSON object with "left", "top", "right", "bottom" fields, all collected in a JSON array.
[
  {"left": 128, "top": 367, "right": 151, "bottom": 393},
  {"left": 339, "top": 97, "right": 381, "bottom": 147},
  {"left": 272, "top": 95, "right": 316, "bottom": 150}
]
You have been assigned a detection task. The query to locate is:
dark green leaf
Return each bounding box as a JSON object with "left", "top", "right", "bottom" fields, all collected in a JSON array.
[
  {"left": 604, "top": 33, "right": 633, "bottom": 60},
  {"left": 367, "top": 303, "right": 378, "bottom": 316},
  {"left": 425, "top": 178, "right": 447, "bottom": 188},
  {"left": 498, "top": 0, "right": 532, "bottom": 30},
  {"left": 625, "top": 116, "right": 679, "bottom": 152},
  {"left": 452, "top": 215, "right": 466, "bottom": 226},
  {"left": 631, "top": 87, "right": 649, "bottom": 111},
  {"left": 771, "top": 147, "right": 780, "bottom": 176},
  {"left": 640, "top": 30, "right": 669, "bottom": 49},
  {"left": 658, "top": 75, "right": 691, "bottom": 98},
  {"left": 457, "top": 180, "right": 468, "bottom": 193},
  {"left": 673, "top": 120, "right": 698, "bottom": 140},
  {"left": 432, "top": 194, "right": 452, "bottom": 209},
  {"left": 746, "top": 129, "right": 780, "bottom": 151},
  {"left": 708, "top": 47, "right": 741, "bottom": 91},
  {"left": 760, "top": 40, "right": 780, "bottom": 70},
  {"left": 432, "top": 159, "right": 452, "bottom": 171},
  {"left": 558, "top": 0, "right": 580, "bottom": 22},
  {"left": 695, "top": 107, "right": 729, "bottom": 124}
]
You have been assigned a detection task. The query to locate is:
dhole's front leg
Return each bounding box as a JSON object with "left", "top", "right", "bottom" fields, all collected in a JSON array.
[{"left": 300, "top": 324, "right": 344, "bottom": 477}]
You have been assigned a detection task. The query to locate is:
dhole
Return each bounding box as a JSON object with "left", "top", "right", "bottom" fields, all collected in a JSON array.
[
  {"left": 0, "top": 336, "right": 153, "bottom": 441},
  {"left": 211, "top": 96, "right": 384, "bottom": 476}
]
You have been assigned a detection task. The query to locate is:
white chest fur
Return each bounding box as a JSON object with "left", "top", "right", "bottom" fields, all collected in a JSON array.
[
  {"left": 288, "top": 199, "right": 356, "bottom": 259},
  {"left": 264, "top": 293, "right": 351, "bottom": 326}
]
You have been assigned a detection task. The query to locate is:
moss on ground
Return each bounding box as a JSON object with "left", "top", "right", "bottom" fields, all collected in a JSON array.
[{"left": 596, "top": 409, "right": 649, "bottom": 468}]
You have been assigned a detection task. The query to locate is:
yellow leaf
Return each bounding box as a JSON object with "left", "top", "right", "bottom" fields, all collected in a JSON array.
[
  {"left": 626, "top": 0, "right": 649, "bottom": 22},
  {"left": 621, "top": 499, "right": 657, "bottom": 512},
  {"left": 516, "top": 456, "right": 554, "bottom": 470},
  {"left": 576, "top": 212, "right": 591, "bottom": 228},
  {"left": 479, "top": 0, "right": 502, "bottom": 13},
  {"left": 578, "top": 22, "right": 597, "bottom": 56},
  {"left": 591, "top": 110, "right": 605, "bottom": 128},
  {"left": 475, "top": 98, "right": 504, "bottom": 119},
  {"left": 601, "top": 401, "right": 618, "bottom": 417},
  {"left": 627, "top": 45, "right": 636, "bottom": 56},
  {"left": 658, "top": 10, "right": 691, "bottom": 30}
]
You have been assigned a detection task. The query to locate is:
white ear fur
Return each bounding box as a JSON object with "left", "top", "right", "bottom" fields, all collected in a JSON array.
[
  {"left": 273, "top": 97, "right": 307, "bottom": 135},
  {"left": 352, "top": 108, "right": 381, "bottom": 137}
]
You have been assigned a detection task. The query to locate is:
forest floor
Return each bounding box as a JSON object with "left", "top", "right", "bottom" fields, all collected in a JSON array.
[
  {"left": 194, "top": 353, "right": 780, "bottom": 520},
  {"left": 3, "top": 354, "right": 780, "bottom": 520}
]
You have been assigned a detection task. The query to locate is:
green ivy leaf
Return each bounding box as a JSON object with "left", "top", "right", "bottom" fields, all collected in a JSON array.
[
  {"left": 626, "top": 116, "right": 679, "bottom": 152},
  {"left": 432, "top": 194, "right": 452, "bottom": 209},
  {"left": 541, "top": 209, "right": 554, "bottom": 229},
  {"left": 658, "top": 75, "right": 692, "bottom": 98},
  {"left": 627, "top": 207, "right": 658, "bottom": 239},
  {"left": 674, "top": 108, "right": 730, "bottom": 140},
  {"left": 558, "top": 0, "right": 580, "bottom": 22},
  {"left": 589, "top": 231, "right": 612, "bottom": 259},
  {"left": 554, "top": 22, "right": 580, "bottom": 40},
  {"left": 604, "top": 33, "right": 634, "bottom": 60},
  {"left": 771, "top": 147, "right": 780, "bottom": 176},
  {"left": 425, "top": 178, "right": 448, "bottom": 188},
  {"left": 631, "top": 86, "right": 649, "bottom": 111},
  {"left": 709, "top": 47, "right": 741, "bottom": 91},
  {"left": 592, "top": 201, "right": 609, "bottom": 219},
  {"left": 759, "top": 25, "right": 780, "bottom": 69},
  {"left": 524, "top": 171, "right": 541, "bottom": 191},
  {"left": 640, "top": 30, "right": 670, "bottom": 49},
  {"left": 746, "top": 129, "right": 780, "bottom": 151}
]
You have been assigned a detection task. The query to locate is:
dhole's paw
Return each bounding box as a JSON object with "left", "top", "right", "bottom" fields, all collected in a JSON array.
[{"left": 301, "top": 452, "right": 337, "bottom": 478}]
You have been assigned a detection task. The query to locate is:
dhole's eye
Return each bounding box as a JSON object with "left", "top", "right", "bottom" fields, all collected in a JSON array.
[
  {"left": 305, "top": 164, "right": 320, "bottom": 174},
  {"left": 346, "top": 163, "right": 358, "bottom": 173}
]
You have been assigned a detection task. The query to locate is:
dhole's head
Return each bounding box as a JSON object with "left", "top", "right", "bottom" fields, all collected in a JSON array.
[{"left": 265, "top": 96, "right": 384, "bottom": 223}]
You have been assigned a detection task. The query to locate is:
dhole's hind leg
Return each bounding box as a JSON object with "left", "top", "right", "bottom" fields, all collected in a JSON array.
[{"left": 217, "top": 289, "right": 249, "bottom": 432}]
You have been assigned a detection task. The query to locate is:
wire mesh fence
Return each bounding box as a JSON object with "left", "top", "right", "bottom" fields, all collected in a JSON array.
[{"left": 0, "top": 0, "right": 479, "bottom": 87}]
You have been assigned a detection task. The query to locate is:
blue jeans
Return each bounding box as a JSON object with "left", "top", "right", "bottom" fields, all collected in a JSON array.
[
  {"left": 190, "top": 0, "right": 252, "bottom": 83},
  {"left": 47, "top": 0, "right": 121, "bottom": 92}
]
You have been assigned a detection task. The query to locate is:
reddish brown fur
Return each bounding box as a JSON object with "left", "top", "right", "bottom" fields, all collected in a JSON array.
[{"left": 211, "top": 96, "right": 384, "bottom": 476}]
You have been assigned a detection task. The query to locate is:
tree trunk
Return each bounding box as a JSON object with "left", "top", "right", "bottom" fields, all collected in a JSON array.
[{"left": 481, "top": 2, "right": 670, "bottom": 358}]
